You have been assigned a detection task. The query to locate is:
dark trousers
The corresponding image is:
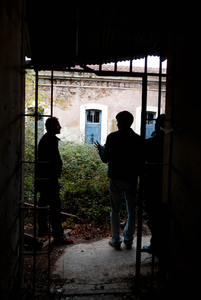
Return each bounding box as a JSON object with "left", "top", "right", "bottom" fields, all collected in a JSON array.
[{"left": 38, "top": 180, "right": 63, "bottom": 238}]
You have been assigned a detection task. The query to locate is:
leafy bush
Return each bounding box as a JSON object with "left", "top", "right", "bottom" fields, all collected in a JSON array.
[
  {"left": 24, "top": 117, "right": 44, "bottom": 202},
  {"left": 24, "top": 120, "right": 35, "bottom": 203},
  {"left": 24, "top": 71, "right": 110, "bottom": 224},
  {"left": 59, "top": 141, "right": 110, "bottom": 224},
  {"left": 24, "top": 138, "right": 110, "bottom": 224}
]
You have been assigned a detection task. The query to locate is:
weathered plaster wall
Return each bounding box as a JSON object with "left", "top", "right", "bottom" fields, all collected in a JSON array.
[
  {"left": 0, "top": 1, "right": 24, "bottom": 298},
  {"left": 39, "top": 70, "right": 166, "bottom": 143}
]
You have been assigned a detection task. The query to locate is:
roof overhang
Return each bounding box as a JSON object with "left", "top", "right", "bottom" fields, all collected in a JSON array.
[{"left": 26, "top": 1, "right": 174, "bottom": 70}]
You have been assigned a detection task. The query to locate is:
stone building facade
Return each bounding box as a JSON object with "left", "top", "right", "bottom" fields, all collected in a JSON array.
[{"left": 38, "top": 65, "right": 166, "bottom": 144}]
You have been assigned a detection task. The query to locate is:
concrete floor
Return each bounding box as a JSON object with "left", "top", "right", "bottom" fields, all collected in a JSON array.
[{"left": 50, "top": 236, "right": 153, "bottom": 299}]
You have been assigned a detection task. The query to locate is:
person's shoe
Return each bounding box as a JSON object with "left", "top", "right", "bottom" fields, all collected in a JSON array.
[
  {"left": 124, "top": 240, "right": 133, "bottom": 249},
  {"left": 54, "top": 232, "right": 73, "bottom": 245},
  {"left": 109, "top": 239, "right": 121, "bottom": 250}
]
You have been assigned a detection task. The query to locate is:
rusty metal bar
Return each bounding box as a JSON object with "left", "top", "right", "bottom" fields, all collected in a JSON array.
[
  {"left": 23, "top": 113, "right": 52, "bottom": 118},
  {"left": 135, "top": 55, "right": 148, "bottom": 291},
  {"left": 21, "top": 251, "right": 49, "bottom": 256},
  {"left": 51, "top": 70, "right": 54, "bottom": 116},
  {"left": 158, "top": 57, "right": 162, "bottom": 115},
  {"left": 114, "top": 59, "right": 117, "bottom": 72},
  {"left": 47, "top": 70, "right": 55, "bottom": 295},
  {"left": 83, "top": 66, "right": 168, "bottom": 78},
  {"left": 25, "top": 63, "right": 168, "bottom": 78},
  {"left": 23, "top": 69, "right": 54, "bottom": 295},
  {"left": 149, "top": 56, "right": 163, "bottom": 287},
  {"left": 129, "top": 56, "right": 133, "bottom": 73},
  {"left": 33, "top": 69, "right": 39, "bottom": 294}
]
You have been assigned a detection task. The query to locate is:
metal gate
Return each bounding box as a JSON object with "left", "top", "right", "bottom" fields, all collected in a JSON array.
[{"left": 21, "top": 56, "right": 168, "bottom": 297}]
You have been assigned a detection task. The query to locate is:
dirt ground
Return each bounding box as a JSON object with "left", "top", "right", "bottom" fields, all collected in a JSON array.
[{"left": 21, "top": 220, "right": 164, "bottom": 300}]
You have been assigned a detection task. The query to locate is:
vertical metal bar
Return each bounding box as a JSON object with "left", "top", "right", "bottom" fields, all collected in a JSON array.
[
  {"left": 98, "top": 27, "right": 102, "bottom": 72},
  {"left": 114, "top": 59, "right": 117, "bottom": 72},
  {"left": 135, "top": 56, "right": 147, "bottom": 292},
  {"left": 141, "top": 56, "right": 148, "bottom": 139},
  {"left": 130, "top": 56, "right": 133, "bottom": 73},
  {"left": 48, "top": 213, "right": 51, "bottom": 296},
  {"left": 148, "top": 56, "right": 163, "bottom": 289},
  {"left": 33, "top": 69, "right": 39, "bottom": 294},
  {"left": 47, "top": 69, "right": 54, "bottom": 295},
  {"left": 158, "top": 56, "right": 162, "bottom": 116},
  {"left": 167, "top": 37, "right": 176, "bottom": 251},
  {"left": 76, "top": 0, "right": 79, "bottom": 58},
  {"left": 98, "top": 6, "right": 103, "bottom": 73},
  {"left": 20, "top": 0, "right": 26, "bottom": 288},
  {"left": 151, "top": 253, "right": 155, "bottom": 290},
  {"left": 51, "top": 70, "right": 54, "bottom": 116}
]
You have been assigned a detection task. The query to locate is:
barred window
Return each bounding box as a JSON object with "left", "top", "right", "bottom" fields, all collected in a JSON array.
[{"left": 87, "top": 110, "right": 100, "bottom": 123}]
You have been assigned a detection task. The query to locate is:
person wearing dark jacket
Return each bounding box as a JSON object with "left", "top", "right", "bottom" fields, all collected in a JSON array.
[
  {"left": 37, "top": 117, "right": 73, "bottom": 244},
  {"left": 94, "top": 111, "right": 143, "bottom": 249},
  {"left": 143, "top": 114, "right": 169, "bottom": 282},
  {"left": 143, "top": 114, "right": 166, "bottom": 254}
]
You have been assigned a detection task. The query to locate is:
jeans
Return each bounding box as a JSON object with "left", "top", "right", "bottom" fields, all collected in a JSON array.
[{"left": 109, "top": 178, "right": 137, "bottom": 245}]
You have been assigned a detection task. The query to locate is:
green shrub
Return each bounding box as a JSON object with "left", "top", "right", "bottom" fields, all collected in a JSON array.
[
  {"left": 24, "top": 118, "right": 44, "bottom": 203},
  {"left": 24, "top": 138, "right": 110, "bottom": 224},
  {"left": 59, "top": 141, "right": 110, "bottom": 224}
]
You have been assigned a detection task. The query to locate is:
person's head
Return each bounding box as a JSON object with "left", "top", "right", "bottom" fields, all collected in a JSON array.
[
  {"left": 45, "top": 117, "right": 61, "bottom": 135},
  {"left": 116, "top": 111, "right": 134, "bottom": 129},
  {"left": 155, "top": 114, "right": 165, "bottom": 131}
]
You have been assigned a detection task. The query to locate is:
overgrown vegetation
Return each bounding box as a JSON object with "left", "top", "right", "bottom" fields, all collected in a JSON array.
[
  {"left": 24, "top": 70, "right": 143, "bottom": 229},
  {"left": 24, "top": 139, "right": 111, "bottom": 225},
  {"left": 59, "top": 141, "right": 110, "bottom": 224},
  {"left": 24, "top": 69, "right": 111, "bottom": 227}
]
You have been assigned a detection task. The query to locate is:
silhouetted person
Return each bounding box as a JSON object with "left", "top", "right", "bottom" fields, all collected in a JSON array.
[
  {"left": 37, "top": 117, "right": 73, "bottom": 244},
  {"left": 94, "top": 111, "right": 143, "bottom": 249},
  {"left": 143, "top": 114, "right": 166, "bottom": 254}
]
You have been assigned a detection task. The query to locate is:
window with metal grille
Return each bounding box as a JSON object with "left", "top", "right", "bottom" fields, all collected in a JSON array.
[{"left": 87, "top": 110, "right": 100, "bottom": 123}]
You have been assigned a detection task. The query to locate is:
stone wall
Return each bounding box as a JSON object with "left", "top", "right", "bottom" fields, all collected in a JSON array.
[{"left": 38, "top": 69, "right": 166, "bottom": 143}]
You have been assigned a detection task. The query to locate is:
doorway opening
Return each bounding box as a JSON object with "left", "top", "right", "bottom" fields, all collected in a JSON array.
[
  {"left": 85, "top": 110, "right": 101, "bottom": 144},
  {"left": 22, "top": 55, "right": 168, "bottom": 297}
]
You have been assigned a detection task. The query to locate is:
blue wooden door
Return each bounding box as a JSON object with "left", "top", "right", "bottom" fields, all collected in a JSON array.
[
  {"left": 85, "top": 110, "right": 101, "bottom": 144},
  {"left": 146, "top": 112, "right": 156, "bottom": 139}
]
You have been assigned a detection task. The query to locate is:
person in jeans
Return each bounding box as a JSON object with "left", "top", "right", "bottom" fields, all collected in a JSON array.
[
  {"left": 37, "top": 117, "right": 73, "bottom": 245},
  {"left": 94, "top": 111, "right": 143, "bottom": 249}
]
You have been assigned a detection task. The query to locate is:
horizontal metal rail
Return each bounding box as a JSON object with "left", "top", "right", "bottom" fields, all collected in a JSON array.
[
  {"left": 20, "top": 251, "right": 49, "bottom": 256},
  {"left": 24, "top": 64, "right": 168, "bottom": 78}
]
